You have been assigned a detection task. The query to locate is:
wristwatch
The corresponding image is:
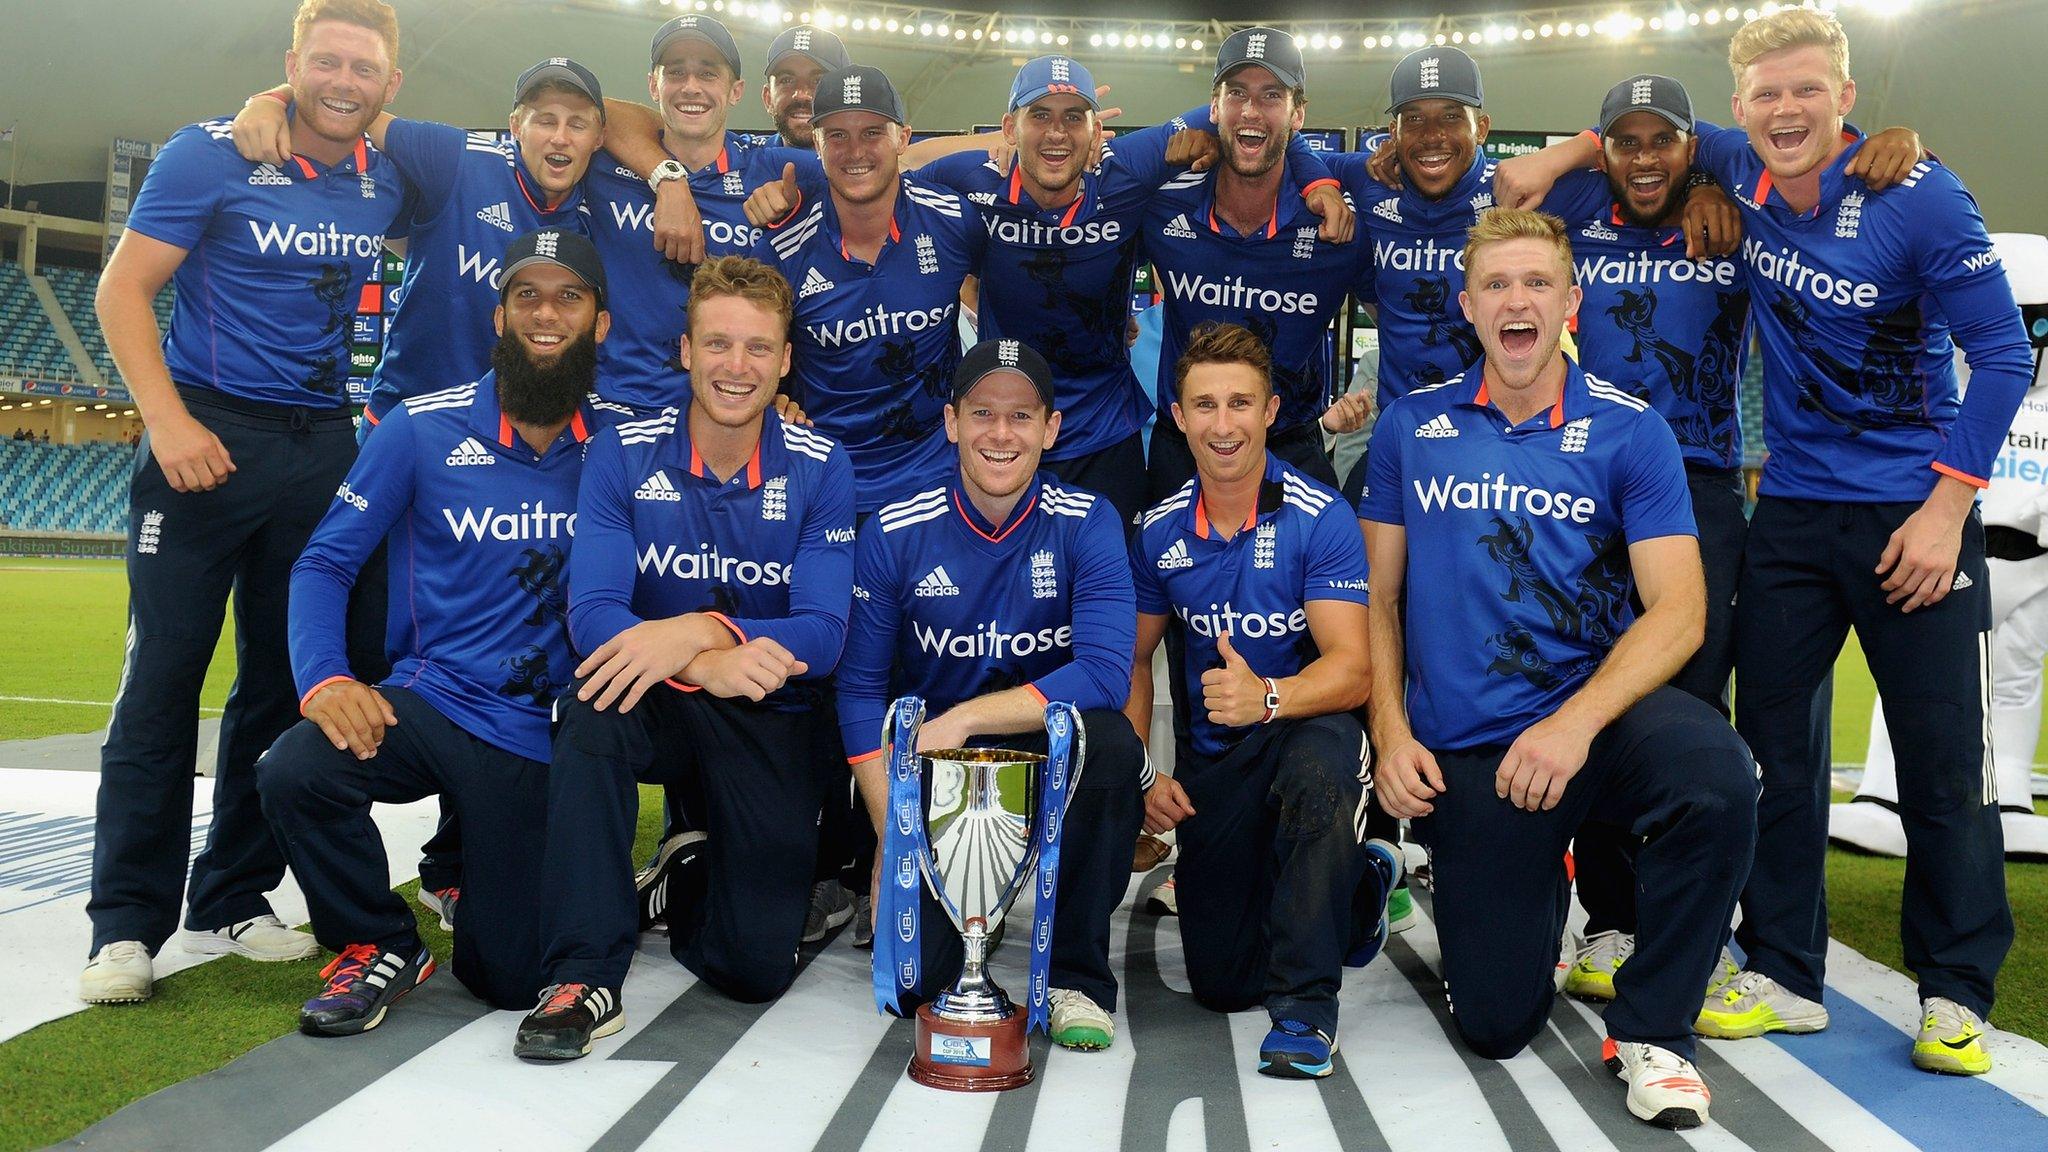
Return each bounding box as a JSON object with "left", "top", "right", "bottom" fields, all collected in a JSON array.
[
  {"left": 1260, "top": 677, "right": 1281, "bottom": 724},
  {"left": 647, "top": 159, "right": 688, "bottom": 194}
]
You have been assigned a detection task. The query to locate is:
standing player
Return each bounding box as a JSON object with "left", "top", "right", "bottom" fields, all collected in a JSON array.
[
  {"left": 259, "top": 230, "right": 616, "bottom": 1031},
  {"left": 745, "top": 24, "right": 851, "bottom": 150},
  {"left": 1691, "top": 11, "right": 2021, "bottom": 1072},
  {"left": 1128, "top": 323, "right": 1394, "bottom": 1079},
  {"left": 746, "top": 64, "right": 986, "bottom": 516},
  {"left": 81, "top": 0, "right": 411, "bottom": 1004},
  {"left": 837, "top": 339, "right": 1146, "bottom": 1050},
  {"left": 583, "top": 14, "right": 816, "bottom": 411},
  {"left": 1551, "top": 76, "right": 1752, "bottom": 1001},
  {"left": 1361, "top": 209, "right": 1756, "bottom": 1129},
  {"left": 517, "top": 257, "right": 854, "bottom": 1060},
  {"left": 1141, "top": 28, "right": 1371, "bottom": 502}
]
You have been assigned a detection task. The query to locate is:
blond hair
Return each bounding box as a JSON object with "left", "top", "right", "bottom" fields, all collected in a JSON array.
[
  {"left": 1174, "top": 322, "right": 1273, "bottom": 400},
  {"left": 1728, "top": 8, "right": 1850, "bottom": 87},
  {"left": 292, "top": 0, "right": 399, "bottom": 60},
  {"left": 1463, "top": 208, "right": 1573, "bottom": 281},
  {"left": 688, "top": 256, "right": 795, "bottom": 336}
]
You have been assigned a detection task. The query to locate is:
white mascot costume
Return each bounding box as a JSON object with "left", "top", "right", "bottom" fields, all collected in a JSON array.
[{"left": 1833, "top": 232, "right": 2048, "bottom": 860}]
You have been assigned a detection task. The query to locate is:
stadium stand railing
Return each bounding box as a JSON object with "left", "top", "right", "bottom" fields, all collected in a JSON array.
[{"left": 0, "top": 261, "right": 83, "bottom": 382}]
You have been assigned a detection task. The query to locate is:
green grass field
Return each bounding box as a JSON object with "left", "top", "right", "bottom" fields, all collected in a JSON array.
[{"left": 0, "top": 559, "right": 2044, "bottom": 1149}]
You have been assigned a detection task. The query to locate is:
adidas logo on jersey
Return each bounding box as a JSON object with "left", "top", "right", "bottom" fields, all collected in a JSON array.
[
  {"left": 445, "top": 437, "right": 498, "bottom": 466},
  {"left": 634, "top": 471, "right": 683, "bottom": 501},
  {"left": 476, "top": 202, "right": 514, "bottom": 232},
  {"left": 1162, "top": 214, "right": 1197, "bottom": 240},
  {"left": 1581, "top": 219, "right": 1619, "bottom": 242},
  {"left": 1560, "top": 416, "right": 1591, "bottom": 454},
  {"left": 248, "top": 163, "right": 292, "bottom": 187},
  {"left": 968, "top": 191, "right": 997, "bottom": 205},
  {"left": 1415, "top": 414, "right": 1459, "bottom": 439},
  {"left": 1372, "top": 199, "right": 1403, "bottom": 224},
  {"left": 1156, "top": 538, "right": 1194, "bottom": 570},
  {"left": 798, "top": 267, "right": 835, "bottom": 299},
  {"left": 915, "top": 565, "right": 962, "bottom": 597}
]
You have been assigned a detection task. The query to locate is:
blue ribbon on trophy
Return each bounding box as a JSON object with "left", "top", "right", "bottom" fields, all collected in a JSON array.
[
  {"left": 874, "top": 695, "right": 927, "bottom": 1017},
  {"left": 1025, "top": 701, "right": 1081, "bottom": 1034}
]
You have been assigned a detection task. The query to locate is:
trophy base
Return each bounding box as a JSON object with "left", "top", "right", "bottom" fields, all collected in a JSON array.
[{"left": 908, "top": 1005, "right": 1033, "bottom": 1091}]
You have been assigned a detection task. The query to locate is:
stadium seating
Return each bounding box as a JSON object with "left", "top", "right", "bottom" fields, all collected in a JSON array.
[
  {"left": 0, "top": 440, "right": 134, "bottom": 535},
  {"left": 0, "top": 262, "right": 79, "bottom": 382},
  {"left": 36, "top": 263, "right": 175, "bottom": 386}
]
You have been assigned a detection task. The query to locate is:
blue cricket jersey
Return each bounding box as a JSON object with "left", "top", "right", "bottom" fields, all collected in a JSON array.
[
  {"left": 1567, "top": 208, "right": 1751, "bottom": 471},
  {"left": 583, "top": 135, "right": 819, "bottom": 411},
  {"left": 1330, "top": 147, "right": 1609, "bottom": 409},
  {"left": 568, "top": 406, "right": 855, "bottom": 711},
  {"left": 837, "top": 472, "right": 1135, "bottom": 764},
  {"left": 1691, "top": 122, "right": 2032, "bottom": 502},
  {"left": 753, "top": 171, "right": 987, "bottom": 514},
  {"left": 289, "top": 379, "right": 614, "bottom": 763},
  {"left": 125, "top": 117, "right": 410, "bottom": 407},
  {"left": 1132, "top": 454, "right": 1371, "bottom": 760},
  {"left": 1358, "top": 359, "right": 1697, "bottom": 750},
  {"left": 365, "top": 120, "right": 590, "bottom": 422},
  {"left": 1141, "top": 155, "right": 1369, "bottom": 436}
]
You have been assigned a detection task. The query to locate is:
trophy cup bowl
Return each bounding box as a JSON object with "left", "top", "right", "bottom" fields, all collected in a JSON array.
[{"left": 908, "top": 745, "right": 1047, "bottom": 1091}]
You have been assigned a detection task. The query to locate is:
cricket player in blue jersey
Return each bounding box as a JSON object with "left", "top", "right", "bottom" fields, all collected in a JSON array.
[
  {"left": 1508, "top": 10, "right": 2029, "bottom": 1072},
  {"left": 1361, "top": 209, "right": 1755, "bottom": 1129},
  {"left": 82, "top": 0, "right": 412, "bottom": 1006},
  {"left": 518, "top": 257, "right": 855, "bottom": 1060},
  {"left": 746, "top": 64, "right": 987, "bottom": 516},
  {"left": 1129, "top": 323, "right": 1395, "bottom": 1081},
  {"left": 837, "top": 338, "right": 1146, "bottom": 1051},
  {"left": 259, "top": 229, "right": 617, "bottom": 1033},
  {"left": 1140, "top": 29, "right": 1368, "bottom": 504}
]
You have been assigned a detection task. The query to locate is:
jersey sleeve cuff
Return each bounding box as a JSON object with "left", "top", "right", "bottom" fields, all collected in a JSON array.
[
  {"left": 1025, "top": 683, "right": 1050, "bottom": 707},
  {"left": 299, "top": 675, "right": 355, "bottom": 715},
  {"left": 1931, "top": 461, "right": 1991, "bottom": 490},
  {"left": 1299, "top": 177, "right": 1339, "bottom": 198},
  {"left": 848, "top": 748, "right": 884, "bottom": 766},
  {"left": 662, "top": 677, "right": 704, "bottom": 694}
]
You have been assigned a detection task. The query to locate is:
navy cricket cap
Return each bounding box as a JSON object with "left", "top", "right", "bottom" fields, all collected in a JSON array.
[
  {"left": 813, "top": 65, "right": 905, "bottom": 126},
  {"left": 952, "top": 339, "right": 1055, "bottom": 411},
  {"left": 650, "top": 14, "right": 743, "bottom": 78},
  {"left": 1387, "top": 46, "right": 1483, "bottom": 114},
  {"left": 514, "top": 58, "right": 604, "bottom": 117},
  {"left": 766, "top": 24, "right": 851, "bottom": 73},
  {"left": 1214, "top": 27, "right": 1306, "bottom": 92},
  {"left": 501, "top": 229, "right": 608, "bottom": 310},
  {"left": 1600, "top": 74, "right": 1694, "bottom": 136},
  {"left": 1009, "top": 55, "right": 1097, "bottom": 112}
]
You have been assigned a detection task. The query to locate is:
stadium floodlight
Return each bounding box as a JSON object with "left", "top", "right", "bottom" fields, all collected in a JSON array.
[
  {"left": 1190, "top": 38, "right": 1202, "bottom": 50},
  {"left": 1329, "top": 34, "right": 1341, "bottom": 48},
  {"left": 1522, "top": 26, "right": 1536, "bottom": 38},
  {"left": 1056, "top": 33, "right": 1069, "bottom": 44}
]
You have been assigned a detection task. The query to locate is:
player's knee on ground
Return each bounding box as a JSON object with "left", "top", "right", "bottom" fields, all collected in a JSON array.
[
  {"left": 1453, "top": 1004, "right": 1546, "bottom": 1062},
  {"left": 697, "top": 945, "right": 800, "bottom": 1004}
]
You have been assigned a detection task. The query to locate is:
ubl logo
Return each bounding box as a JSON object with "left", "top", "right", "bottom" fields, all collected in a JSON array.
[
  {"left": 895, "top": 800, "right": 916, "bottom": 836},
  {"left": 1041, "top": 868, "right": 1056, "bottom": 899},
  {"left": 1035, "top": 921, "right": 1051, "bottom": 950},
  {"left": 896, "top": 857, "right": 916, "bottom": 889},
  {"left": 896, "top": 908, "right": 916, "bottom": 943},
  {"left": 899, "top": 959, "right": 917, "bottom": 984}
]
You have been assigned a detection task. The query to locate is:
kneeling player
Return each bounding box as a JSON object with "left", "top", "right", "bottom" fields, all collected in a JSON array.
[
  {"left": 259, "top": 231, "right": 617, "bottom": 1032},
  {"left": 517, "top": 256, "right": 855, "bottom": 1060},
  {"left": 839, "top": 339, "right": 1146, "bottom": 1050},
  {"left": 1360, "top": 209, "right": 1755, "bottom": 1129},
  {"left": 1129, "top": 323, "right": 1397, "bottom": 1080}
]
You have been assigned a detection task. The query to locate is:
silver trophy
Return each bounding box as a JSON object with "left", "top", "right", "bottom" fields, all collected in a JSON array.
[{"left": 876, "top": 697, "right": 1083, "bottom": 1090}]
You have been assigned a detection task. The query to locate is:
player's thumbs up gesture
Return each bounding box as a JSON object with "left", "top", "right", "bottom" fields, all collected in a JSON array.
[
  {"left": 1201, "top": 631, "right": 1270, "bottom": 728},
  {"left": 745, "top": 162, "right": 803, "bottom": 227}
]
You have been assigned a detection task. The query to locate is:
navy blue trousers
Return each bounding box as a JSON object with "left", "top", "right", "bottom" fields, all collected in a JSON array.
[
  {"left": 539, "top": 684, "right": 827, "bottom": 1001},
  {"left": 258, "top": 687, "right": 548, "bottom": 1009},
  {"left": 1418, "top": 687, "right": 1756, "bottom": 1061},
  {"left": 1734, "top": 496, "right": 2010, "bottom": 1015},
  {"left": 88, "top": 387, "right": 371, "bottom": 954},
  {"left": 1172, "top": 713, "right": 1372, "bottom": 1037}
]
